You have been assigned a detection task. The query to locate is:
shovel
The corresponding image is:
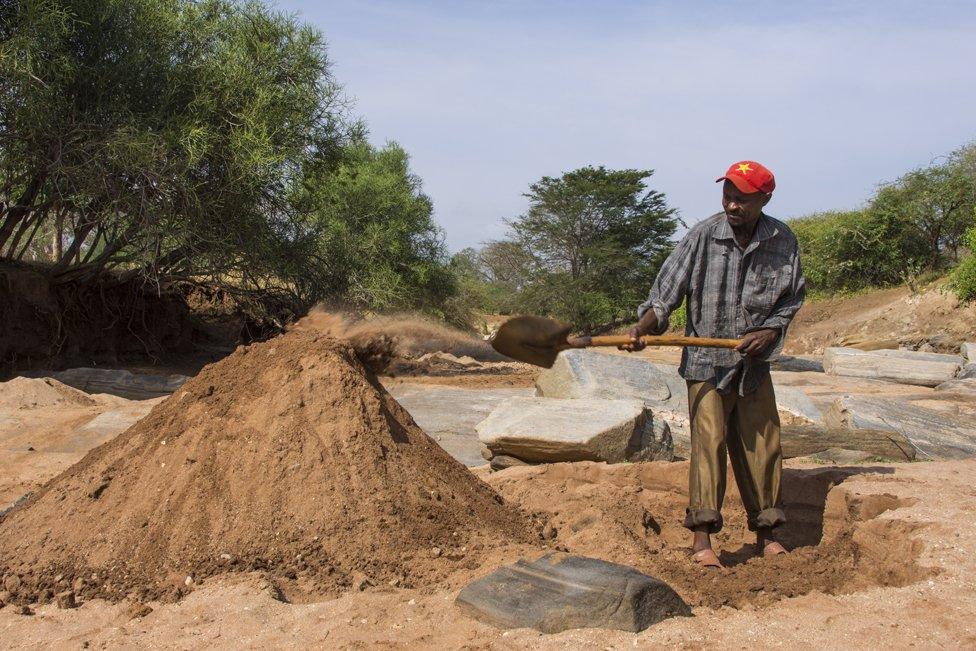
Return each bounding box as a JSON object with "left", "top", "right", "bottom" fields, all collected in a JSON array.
[{"left": 489, "top": 315, "right": 742, "bottom": 368}]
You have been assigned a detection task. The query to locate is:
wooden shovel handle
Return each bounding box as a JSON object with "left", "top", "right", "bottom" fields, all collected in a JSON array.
[{"left": 572, "top": 335, "right": 742, "bottom": 349}]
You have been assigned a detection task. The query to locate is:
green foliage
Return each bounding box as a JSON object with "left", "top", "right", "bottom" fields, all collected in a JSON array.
[
  {"left": 790, "top": 209, "right": 928, "bottom": 291},
  {"left": 298, "top": 140, "right": 456, "bottom": 315},
  {"left": 461, "top": 166, "right": 679, "bottom": 331},
  {"left": 949, "top": 220, "right": 976, "bottom": 301},
  {"left": 0, "top": 0, "right": 459, "bottom": 321}
]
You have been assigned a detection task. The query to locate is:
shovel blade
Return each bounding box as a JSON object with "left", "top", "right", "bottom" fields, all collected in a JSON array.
[{"left": 489, "top": 315, "right": 572, "bottom": 368}]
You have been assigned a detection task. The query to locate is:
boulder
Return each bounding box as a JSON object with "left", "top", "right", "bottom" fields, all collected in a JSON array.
[
  {"left": 959, "top": 363, "right": 976, "bottom": 380},
  {"left": 823, "top": 347, "right": 963, "bottom": 387},
  {"left": 770, "top": 355, "right": 824, "bottom": 373},
  {"left": 775, "top": 386, "right": 823, "bottom": 425},
  {"left": 476, "top": 397, "right": 672, "bottom": 463},
  {"left": 780, "top": 424, "right": 915, "bottom": 461},
  {"left": 455, "top": 553, "right": 690, "bottom": 633},
  {"left": 25, "top": 368, "right": 189, "bottom": 400},
  {"left": 825, "top": 395, "right": 976, "bottom": 460},
  {"left": 489, "top": 454, "right": 530, "bottom": 471},
  {"left": 535, "top": 349, "right": 673, "bottom": 403},
  {"left": 961, "top": 342, "right": 976, "bottom": 364},
  {"left": 934, "top": 377, "right": 976, "bottom": 396}
]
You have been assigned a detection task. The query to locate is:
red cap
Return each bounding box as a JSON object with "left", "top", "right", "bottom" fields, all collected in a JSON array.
[{"left": 716, "top": 161, "right": 775, "bottom": 194}]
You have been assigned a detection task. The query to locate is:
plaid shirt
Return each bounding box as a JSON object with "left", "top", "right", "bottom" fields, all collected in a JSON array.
[{"left": 638, "top": 212, "right": 806, "bottom": 395}]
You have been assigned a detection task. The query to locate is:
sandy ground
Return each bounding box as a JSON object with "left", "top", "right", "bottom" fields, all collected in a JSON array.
[{"left": 2, "top": 457, "right": 975, "bottom": 648}]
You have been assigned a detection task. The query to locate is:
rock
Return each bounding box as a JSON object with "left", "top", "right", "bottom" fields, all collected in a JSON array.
[
  {"left": 823, "top": 347, "right": 963, "bottom": 387},
  {"left": 455, "top": 553, "right": 690, "bottom": 633},
  {"left": 826, "top": 395, "right": 976, "bottom": 459},
  {"left": 934, "top": 377, "right": 976, "bottom": 395},
  {"left": 55, "top": 590, "right": 77, "bottom": 609},
  {"left": 480, "top": 446, "right": 493, "bottom": 461},
  {"left": 477, "top": 397, "right": 672, "bottom": 463},
  {"left": 535, "top": 350, "right": 689, "bottom": 447},
  {"left": 489, "top": 454, "right": 530, "bottom": 471},
  {"left": 960, "top": 342, "right": 976, "bottom": 363},
  {"left": 386, "top": 385, "right": 534, "bottom": 467},
  {"left": 801, "top": 447, "right": 877, "bottom": 464},
  {"left": 535, "top": 350, "right": 672, "bottom": 402},
  {"left": 769, "top": 355, "right": 824, "bottom": 373},
  {"left": 25, "top": 368, "right": 189, "bottom": 400},
  {"left": 780, "top": 425, "right": 915, "bottom": 461},
  {"left": 775, "top": 386, "right": 823, "bottom": 425},
  {"left": 959, "top": 364, "right": 976, "bottom": 379}
]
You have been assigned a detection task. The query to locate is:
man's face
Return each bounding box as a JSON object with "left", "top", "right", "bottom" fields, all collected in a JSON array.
[{"left": 722, "top": 180, "right": 770, "bottom": 228}]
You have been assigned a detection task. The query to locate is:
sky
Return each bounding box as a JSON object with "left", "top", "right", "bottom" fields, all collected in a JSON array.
[{"left": 274, "top": 0, "right": 976, "bottom": 251}]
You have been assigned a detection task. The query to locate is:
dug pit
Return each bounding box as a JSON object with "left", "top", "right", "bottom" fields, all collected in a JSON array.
[{"left": 483, "top": 460, "right": 934, "bottom": 611}]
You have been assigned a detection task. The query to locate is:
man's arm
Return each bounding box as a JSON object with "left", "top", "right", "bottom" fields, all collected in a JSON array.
[{"left": 621, "top": 234, "right": 698, "bottom": 351}]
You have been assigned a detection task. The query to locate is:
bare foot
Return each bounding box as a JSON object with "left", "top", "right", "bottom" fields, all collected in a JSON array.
[
  {"left": 693, "top": 548, "right": 724, "bottom": 568},
  {"left": 762, "top": 541, "right": 788, "bottom": 556}
]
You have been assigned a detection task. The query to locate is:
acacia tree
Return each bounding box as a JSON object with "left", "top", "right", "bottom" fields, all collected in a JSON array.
[
  {"left": 501, "top": 166, "right": 679, "bottom": 331},
  {"left": 0, "top": 0, "right": 351, "bottom": 291}
]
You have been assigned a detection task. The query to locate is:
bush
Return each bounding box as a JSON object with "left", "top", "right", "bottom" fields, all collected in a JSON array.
[{"left": 949, "top": 223, "right": 976, "bottom": 302}]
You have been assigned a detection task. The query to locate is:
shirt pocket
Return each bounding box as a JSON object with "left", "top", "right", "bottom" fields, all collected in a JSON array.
[{"left": 743, "top": 251, "right": 792, "bottom": 319}]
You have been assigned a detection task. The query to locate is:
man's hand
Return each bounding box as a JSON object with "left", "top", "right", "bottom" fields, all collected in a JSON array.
[
  {"left": 735, "top": 328, "right": 779, "bottom": 357},
  {"left": 618, "top": 310, "right": 659, "bottom": 352},
  {"left": 618, "top": 326, "right": 647, "bottom": 352}
]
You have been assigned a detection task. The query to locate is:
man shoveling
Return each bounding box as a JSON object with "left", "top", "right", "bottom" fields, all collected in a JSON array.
[{"left": 620, "top": 161, "right": 805, "bottom": 568}]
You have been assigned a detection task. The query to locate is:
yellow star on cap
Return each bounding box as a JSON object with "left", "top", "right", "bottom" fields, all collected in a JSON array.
[{"left": 737, "top": 163, "right": 752, "bottom": 174}]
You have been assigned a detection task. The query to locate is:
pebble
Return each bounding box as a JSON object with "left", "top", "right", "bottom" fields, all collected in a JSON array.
[
  {"left": 430, "top": 547, "right": 443, "bottom": 558},
  {"left": 184, "top": 576, "right": 194, "bottom": 586}
]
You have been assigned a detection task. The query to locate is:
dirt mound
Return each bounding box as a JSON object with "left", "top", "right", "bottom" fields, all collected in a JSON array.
[
  {"left": 485, "top": 461, "right": 933, "bottom": 610},
  {"left": 0, "top": 377, "right": 97, "bottom": 410},
  {"left": 0, "top": 329, "right": 536, "bottom": 605}
]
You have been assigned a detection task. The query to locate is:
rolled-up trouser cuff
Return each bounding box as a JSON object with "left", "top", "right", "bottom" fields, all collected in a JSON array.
[
  {"left": 748, "top": 507, "right": 786, "bottom": 531},
  {"left": 683, "top": 508, "right": 723, "bottom": 533}
]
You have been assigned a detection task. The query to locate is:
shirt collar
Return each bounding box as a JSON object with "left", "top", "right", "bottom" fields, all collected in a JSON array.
[{"left": 711, "top": 213, "right": 778, "bottom": 245}]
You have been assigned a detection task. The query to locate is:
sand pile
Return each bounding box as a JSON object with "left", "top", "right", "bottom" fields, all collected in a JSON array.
[
  {"left": 0, "top": 377, "right": 97, "bottom": 411},
  {"left": 0, "top": 329, "right": 536, "bottom": 604}
]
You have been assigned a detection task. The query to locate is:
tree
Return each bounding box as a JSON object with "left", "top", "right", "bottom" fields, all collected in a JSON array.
[
  {"left": 0, "top": 0, "right": 351, "bottom": 290},
  {"left": 869, "top": 150, "right": 976, "bottom": 270},
  {"left": 502, "top": 166, "right": 679, "bottom": 331},
  {"left": 298, "top": 140, "right": 455, "bottom": 314}
]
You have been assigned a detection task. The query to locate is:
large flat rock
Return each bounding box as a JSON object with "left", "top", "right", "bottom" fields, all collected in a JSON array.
[
  {"left": 823, "top": 347, "right": 963, "bottom": 387},
  {"left": 24, "top": 368, "right": 189, "bottom": 400},
  {"left": 455, "top": 553, "right": 690, "bottom": 633},
  {"left": 477, "top": 397, "right": 672, "bottom": 463},
  {"left": 825, "top": 394, "right": 976, "bottom": 459},
  {"left": 385, "top": 384, "right": 533, "bottom": 466},
  {"left": 535, "top": 349, "right": 673, "bottom": 403}
]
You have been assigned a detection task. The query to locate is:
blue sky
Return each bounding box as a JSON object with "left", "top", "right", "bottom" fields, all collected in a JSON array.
[{"left": 275, "top": 1, "right": 976, "bottom": 251}]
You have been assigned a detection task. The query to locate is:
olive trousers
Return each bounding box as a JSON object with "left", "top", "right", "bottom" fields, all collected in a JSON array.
[{"left": 683, "top": 373, "right": 785, "bottom": 533}]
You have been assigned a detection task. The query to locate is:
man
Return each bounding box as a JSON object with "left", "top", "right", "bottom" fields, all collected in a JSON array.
[{"left": 621, "top": 161, "right": 805, "bottom": 568}]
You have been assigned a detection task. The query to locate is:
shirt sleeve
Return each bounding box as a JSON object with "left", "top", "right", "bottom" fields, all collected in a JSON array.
[
  {"left": 637, "top": 231, "right": 698, "bottom": 335},
  {"left": 747, "top": 247, "right": 806, "bottom": 359}
]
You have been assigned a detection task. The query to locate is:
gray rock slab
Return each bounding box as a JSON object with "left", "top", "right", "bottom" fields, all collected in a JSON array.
[
  {"left": 800, "top": 447, "right": 877, "bottom": 464},
  {"left": 385, "top": 384, "right": 533, "bottom": 466},
  {"left": 823, "top": 347, "right": 963, "bottom": 387},
  {"left": 934, "top": 377, "right": 976, "bottom": 395},
  {"left": 535, "top": 350, "right": 673, "bottom": 403},
  {"left": 770, "top": 355, "right": 825, "bottom": 373},
  {"left": 775, "top": 386, "right": 823, "bottom": 425},
  {"left": 477, "top": 397, "right": 672, "bottom": 463},
  {"left": 959, "top": 364, "right": 976, "bottom": 380},
  {"left": 961, "top": 342, "right": 976, "bottom": 364},
  {"left": 825, "top": 394, "right": 976, "bottom": 459},
  {"left": 25, "top": 368, "right": 189, "bottom": 400},
  {"left": 456, "top": 553, "right": 690, "bottom": 633}
]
